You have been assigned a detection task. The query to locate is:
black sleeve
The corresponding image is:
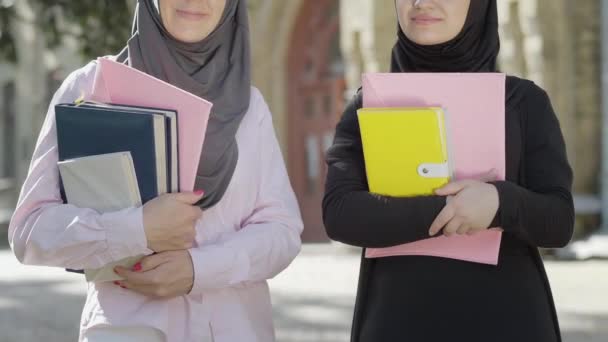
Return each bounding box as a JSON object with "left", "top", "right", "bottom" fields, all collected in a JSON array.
[
  {"left": 491, "top": 85, "right": 574, "bottom": 248},
  {"left": 322, "top": 92, "right": 447, "bottom": 248}
]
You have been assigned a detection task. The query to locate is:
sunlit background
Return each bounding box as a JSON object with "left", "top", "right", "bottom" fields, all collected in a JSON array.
[{"left": 1, "top": 1, "right": 607, "bottom": 341}]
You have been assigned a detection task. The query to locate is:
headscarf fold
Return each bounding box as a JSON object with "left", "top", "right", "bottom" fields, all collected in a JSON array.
[
  {"left": 118, "top": 0, "right": 251, "bottom": 208},
  {"left": 391, "top": 0, "right": 499, "bottom": 73}
]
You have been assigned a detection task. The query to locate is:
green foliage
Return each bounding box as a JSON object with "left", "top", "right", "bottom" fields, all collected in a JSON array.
[
  {"left": 0, "top": 0, "right": 17, "bottom": 62},
  {"left": 0, "top": 0, "right": 135, "bottom": 63}
]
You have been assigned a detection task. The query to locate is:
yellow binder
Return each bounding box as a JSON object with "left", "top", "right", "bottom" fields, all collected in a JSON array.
[{"left": 357, "top": 107, "right": 453, "bottom": 197}]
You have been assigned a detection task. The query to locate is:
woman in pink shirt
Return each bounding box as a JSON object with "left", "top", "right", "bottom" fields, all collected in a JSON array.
[{"left": 8, "top": 0, "right": 303, "bottom": 341}]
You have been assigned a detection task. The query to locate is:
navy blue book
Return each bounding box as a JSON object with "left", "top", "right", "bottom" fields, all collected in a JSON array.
[
  {"left": 55, "top": 103, "right": 168, "bottom": 204},
  {"left": 76, "top": 103, "right": 179, "bottom": 193}
]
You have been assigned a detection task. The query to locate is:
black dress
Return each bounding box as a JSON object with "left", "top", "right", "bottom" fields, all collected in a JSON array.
[{"left": 322, "top": 76, "right": 574, "bottom": 342}]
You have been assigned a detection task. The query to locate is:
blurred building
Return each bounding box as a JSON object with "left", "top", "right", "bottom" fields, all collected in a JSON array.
[
  {"left": 0, "top": 0, "right": 603, "bottom": 243},
  {"left": 498, "top": 0, "right": 601, "bottom": 205}
]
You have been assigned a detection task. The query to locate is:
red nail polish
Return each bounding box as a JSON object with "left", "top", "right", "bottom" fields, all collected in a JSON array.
[
  {"left": 194, "top": 190, "right": 205, "bottom": 196},
  {"left": 133, "top": 263, "right": 142, "bottom": 272},
  {"left": 120, "top": 286, "right": 127, "bottom": 289},
  {"left": 113, "top": 281, "right": 120, "bottom": 286}
]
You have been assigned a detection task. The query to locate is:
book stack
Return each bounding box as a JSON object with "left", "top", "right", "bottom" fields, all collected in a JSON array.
[{"left": 56, "top": 58, "right": 213, "bottom": 282}]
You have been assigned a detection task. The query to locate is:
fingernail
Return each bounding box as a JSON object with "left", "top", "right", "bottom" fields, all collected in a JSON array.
[
  {"left": 120, "top": 286, "right": 127, "bottom": 289},
  {"left": 113, "top": 281, "right": 120, "bottom": 286},
  {"left": 132, "top": 263, "right": 142, "bottom": 272},
  {"left": 194, "top": 190, "right": 205, "bottom": 196}
]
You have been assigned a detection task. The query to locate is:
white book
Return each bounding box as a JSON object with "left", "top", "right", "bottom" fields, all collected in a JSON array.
[{"left": 58, "top": 152, "right": 145, "bottom": 283}]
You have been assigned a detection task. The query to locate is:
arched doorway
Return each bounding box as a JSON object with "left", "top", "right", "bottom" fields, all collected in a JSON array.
[{"left": 287, "top": 0, "right": 345, "bottom": 242}]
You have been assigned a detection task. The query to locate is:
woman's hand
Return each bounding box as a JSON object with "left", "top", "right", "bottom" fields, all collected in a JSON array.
[
  {"left": 143, "top": 191, "right": 204, "bottom": 252},
  {"left": 114, "top": 250, "right": 194, "bottom": 299},
  {"left": 429, "top": 171, "right": 499, "bottom": 237}
]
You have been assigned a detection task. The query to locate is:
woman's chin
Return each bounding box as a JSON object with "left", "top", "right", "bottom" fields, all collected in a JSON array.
[
  {"left": 406, "top": 32, "right": 454, "bottom": 46},
  {"left": 168, "top": 28, "right": 211, "bottom": 43}
]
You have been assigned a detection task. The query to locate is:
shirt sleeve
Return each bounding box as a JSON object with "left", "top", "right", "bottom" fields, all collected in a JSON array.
[
  {"left": 8, "top": 66, "right": 153, "bottom": 270},
  {"left": 322, "top": 92, "right": 447, "bottom": 248},
  {"left": 490, "top": 84, "right": 574, "bottom": 248},
  {"left": 188, "top": 94, "right": 303, "bottom": 293}
]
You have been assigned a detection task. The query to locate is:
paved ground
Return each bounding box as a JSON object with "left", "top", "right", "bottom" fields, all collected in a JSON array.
[{"left": 0, "top": 241, "right": 607, "bottom": 342}]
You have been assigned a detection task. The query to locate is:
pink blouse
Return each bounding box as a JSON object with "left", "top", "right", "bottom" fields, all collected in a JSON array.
[{"left": 8, "top": 61, "right": 303, "bottom": 342}]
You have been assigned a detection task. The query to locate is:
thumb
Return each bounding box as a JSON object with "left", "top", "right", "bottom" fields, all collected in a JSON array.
[
  {"left": 477, "top": 168, "right": 499, "bottom": 183},
  {"left": 171, "top": 190, "right": 205, "bottom": 204},
  {"left": 435, "top": 181, "right": 467, "bottom": 196}
]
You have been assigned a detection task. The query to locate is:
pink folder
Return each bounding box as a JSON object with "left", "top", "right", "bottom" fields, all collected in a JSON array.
[
  {"left": 362, "top": 73, "right": 505, "bottom": 265},
  {"left": 89, "top": 58, "right": 213, "bottom": 192}
]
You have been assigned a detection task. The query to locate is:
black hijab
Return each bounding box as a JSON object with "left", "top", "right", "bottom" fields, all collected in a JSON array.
[
  {"left": 390, "top": 0, "right": 524, "bottom": 109},
  {"left": 391, "top": 0, "right": 499, "bottom": 73}
]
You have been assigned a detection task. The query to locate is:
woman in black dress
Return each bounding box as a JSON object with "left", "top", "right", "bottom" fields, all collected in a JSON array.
[{"left": 322, "top": 0, "right": 574, "bottom": 341}]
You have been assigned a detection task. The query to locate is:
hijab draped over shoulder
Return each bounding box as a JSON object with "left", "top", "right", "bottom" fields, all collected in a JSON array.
[{"left": 118, "top": 0, "right": 251, "bottom": 208}]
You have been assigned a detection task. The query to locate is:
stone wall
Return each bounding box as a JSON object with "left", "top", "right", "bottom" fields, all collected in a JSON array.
[
  {"left": 248, "top": 0, "right": 304, "bottom": 155},
  {"left": 340, "top": 0, "right": 396, "bottom": 94},
  {"left": 571, "top": 0, "right": 601, "bottom": 194},
  {"left": 248, "top": 0, "right": 397, "bottom": 156},
  {"left": 499, "top": 0, "right": 601, "bottom": 195}
]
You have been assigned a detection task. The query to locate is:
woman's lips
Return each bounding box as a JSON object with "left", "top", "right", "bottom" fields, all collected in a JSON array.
[
  {"left": 176, "top": 9, "right": 209, "bottom": 21},
  {"left": 411, "top": 14, "right": 443, "bottom": 25}
]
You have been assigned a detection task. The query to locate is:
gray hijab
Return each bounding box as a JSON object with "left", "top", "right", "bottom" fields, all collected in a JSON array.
[{"left": 118, "top": 0, "right": 251, "bottom": 209}]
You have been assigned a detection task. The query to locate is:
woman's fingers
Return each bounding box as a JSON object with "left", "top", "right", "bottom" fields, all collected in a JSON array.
[
  {"left": 429, "top": 204, "right": 456, "bottom": 236},
  {"left": 456, "top": 223, "right": 471, "bottom": 235},
  {"left": 435, "top": 181, "right": 468, "bottom": 196},
  {"left": 442, "top": 217, "right": 462, "bottom": 237}
]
